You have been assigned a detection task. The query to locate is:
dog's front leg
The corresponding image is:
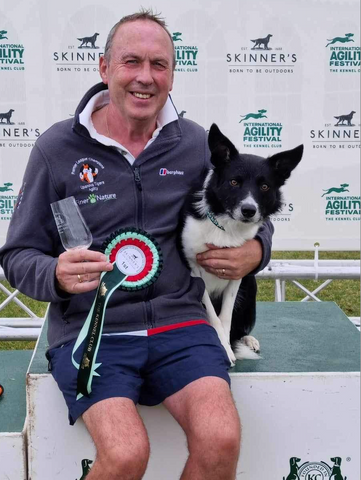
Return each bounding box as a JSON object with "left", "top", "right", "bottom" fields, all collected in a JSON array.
[
  {"left": 218, "top": 279, "right": 242, "bottom": 344},
  {"left": 202, "top": 289, "right": 237, "bottom": 365}
]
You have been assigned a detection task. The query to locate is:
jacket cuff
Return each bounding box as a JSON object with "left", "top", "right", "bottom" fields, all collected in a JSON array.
[{"left": 251, "top": 219, "right": 274, "bottom": 275}]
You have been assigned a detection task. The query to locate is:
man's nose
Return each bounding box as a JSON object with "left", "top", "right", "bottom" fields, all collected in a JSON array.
[{"left": 136, "top": 61, "right": 153, "bottom": 85}]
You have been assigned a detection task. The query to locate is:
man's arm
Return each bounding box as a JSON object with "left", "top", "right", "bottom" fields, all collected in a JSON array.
[
  {"left": 196, "top": 219, "right": 274, "bottom": 280},
  {"left": 0, "top": 143, "right": 112, "bottom": 301}
]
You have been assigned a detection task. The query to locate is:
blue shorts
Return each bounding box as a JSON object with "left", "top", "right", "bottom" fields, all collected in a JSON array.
[{"left": 47, "top": 323, "right": 231, "bottom": 425}]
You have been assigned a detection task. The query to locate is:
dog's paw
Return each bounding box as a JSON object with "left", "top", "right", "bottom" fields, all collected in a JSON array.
[
  {"left": 233, "top": 336, "right": 261, "bottom": 361},
  {"left": 224, "top": 342, "right": 237, "bottom": 366},
  {"left": 242, "top": 335, "right": 260, "bottom": 353}
]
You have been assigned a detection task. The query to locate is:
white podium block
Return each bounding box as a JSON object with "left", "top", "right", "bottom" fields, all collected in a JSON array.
[
  {"left": 0, "top": 350, "right": 32, "bottom": 480},
  {"left": 27, "top": 303, "right": 360, "bottom": 479}
]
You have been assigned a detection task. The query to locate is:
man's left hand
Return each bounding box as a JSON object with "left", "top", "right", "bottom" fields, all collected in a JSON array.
[{"left": 196, "top": 239, "right": 263, "bottom": 280}]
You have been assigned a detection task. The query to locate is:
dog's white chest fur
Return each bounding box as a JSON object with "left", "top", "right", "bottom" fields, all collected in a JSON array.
[{"left": 182, "top": 215, "right": 260, "bottom": 294}]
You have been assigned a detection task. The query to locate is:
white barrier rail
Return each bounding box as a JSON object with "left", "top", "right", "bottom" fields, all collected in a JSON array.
[{"left": 0, "top": 259, "right": 360, "bottom": 340}]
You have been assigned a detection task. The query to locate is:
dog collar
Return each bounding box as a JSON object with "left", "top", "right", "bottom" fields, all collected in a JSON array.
[{"left": 206, "top": 212, "right": 225, "bottom": 232}]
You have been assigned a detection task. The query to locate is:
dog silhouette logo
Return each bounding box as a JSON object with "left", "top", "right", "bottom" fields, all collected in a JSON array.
[
  {"left": 251, "top": 34, "right": 273, "bottom": 50},
  {"left": 0, "top": 109, "right": 15, "bottom": 124},
  {"left": 0, "top": 182, "right": 13, "bottom": 192},
  {"left": 329, "top": 457, "right": 347, "bottom": 480},
  {"left": 0, "top": 30, "right": 8, "bottom": 40},
  {"left": 334, "top": 111, "right": 356, "bottom": 126},
  {"left": 77, "top": 33, "right": 100, "bottom": 49},
  {"left": 75, "top": 458, "right": 93, "bottom": 479},
  {"left": 283, "top": 457, "right": 301, "bottom": 480},
  {"left": 239, "top": 109, "right": 268, "bottom": 123},
  {"left": 179, "top": 110, "right": 186, "bottom": 118},
  {"left": 172, "top": 32, "right": 182, "bottom": 42},
  {"left": 326, "top": 33, "right": 354, "bottom": 47},
  {"left": 322, "top": 184, "right": 350, "bottom": 197},
  {"left": 284, "top": 456, "right": 348, "bottom": 479}
]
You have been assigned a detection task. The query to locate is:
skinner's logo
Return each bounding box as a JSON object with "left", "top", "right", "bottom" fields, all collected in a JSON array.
[
  {"left": 53, "top": 28, "right": 104, "bottom": 72},
  {"left": 283, "top": 456, "right": 349, "bottom": 479},
  {"left": 77, "top": 33, "right": 100, "bottom": 49},
  {"left": 0, "top": 108, "right": 15, "bottom": 124},
  {"left": 0, "top": 30, "right": 8, "bottom": 40},
  {"left": 251, "top": 34, "right": 273, "bottom": 50},
  {"left": 0, "top": 108, "right": 40, "bottom": 147},
  {"left": 227, "top": 34, "right": 297, "bottom": 74},
  {"left": 310, "top": 110, "right": 360, "bottom": 149},
  {"left": 334, "top": 111, "right": 356, "bottom": 127}
]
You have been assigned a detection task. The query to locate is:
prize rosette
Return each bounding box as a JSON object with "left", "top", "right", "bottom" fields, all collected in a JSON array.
[
  {"left": 72, "top": 228, "right": 163, "bottom": 400},
  {"left": 102, "top": 228, "right": 163, "bottom": 291}
]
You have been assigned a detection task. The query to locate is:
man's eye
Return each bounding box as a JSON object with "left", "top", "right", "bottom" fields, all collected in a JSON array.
[
  {"left": 260, "top": 184, "right": 270, "bottom": 191},
  {"left": 230, "top": 180, "right": 238, "bottom": 187}
]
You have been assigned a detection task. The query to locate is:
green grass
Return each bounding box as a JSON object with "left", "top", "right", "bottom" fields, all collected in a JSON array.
[{"left": 1, "top": 251, "right": 359, "bottom": 351}]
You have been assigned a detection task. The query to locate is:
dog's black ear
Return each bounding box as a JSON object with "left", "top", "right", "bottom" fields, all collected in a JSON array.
[
  {"left": 268, "top": 144, "right": 304, "bottom": 180},
  {"left": 208, "top": 124, "right": 238, "bottom": 167}
]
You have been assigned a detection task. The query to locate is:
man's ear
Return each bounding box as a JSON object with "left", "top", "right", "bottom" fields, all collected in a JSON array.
[
  {"left": 99, "top": 56, "right": 109, "bottom": 84},
  {"left": 208, "top": 123, "right": 238, "bottom": 168},
  {"left": 268, "top": 145, "right": 304, "bottom": 181}
]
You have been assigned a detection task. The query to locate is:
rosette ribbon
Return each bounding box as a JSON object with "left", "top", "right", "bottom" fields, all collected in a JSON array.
[{"left": 71, "top": 228, "right": 162, "bottom": 400}]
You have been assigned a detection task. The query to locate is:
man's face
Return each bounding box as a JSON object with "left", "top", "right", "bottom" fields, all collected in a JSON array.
[{"left": 100, "top": 20, "right": 174, "bottom": 125}]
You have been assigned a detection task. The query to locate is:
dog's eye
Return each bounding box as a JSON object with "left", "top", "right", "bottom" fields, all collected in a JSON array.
[
  {"left": 230, "top": 180, "right": 238, "bottom": 187},
  {"left": 260, "top": 184, "right": 270, "bottom": 191}
]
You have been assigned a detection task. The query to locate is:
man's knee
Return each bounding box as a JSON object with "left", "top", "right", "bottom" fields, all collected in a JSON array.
[
  {"left": 188, "top": 406, "right": 241, "bottom": 462},
  {"left": 97, "top": 435, "right": 150, "bottom": 477}
]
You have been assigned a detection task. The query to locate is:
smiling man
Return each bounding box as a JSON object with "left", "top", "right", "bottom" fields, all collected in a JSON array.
[
  {"left": 92, "top": 18, "right": 175, "bottom": 158},
  {"left": 0, "top": 9, "right": 274, "bottom": 480}
]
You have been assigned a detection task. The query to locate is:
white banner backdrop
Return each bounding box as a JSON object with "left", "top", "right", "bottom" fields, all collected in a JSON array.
[{"left": 0, "top": 0, "right": 359, "bottom": 250}]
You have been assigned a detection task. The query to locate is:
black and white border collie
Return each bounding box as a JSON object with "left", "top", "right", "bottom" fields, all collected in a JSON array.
[{"left": 181, "top": 124, "right": 303, "bottom": 365}]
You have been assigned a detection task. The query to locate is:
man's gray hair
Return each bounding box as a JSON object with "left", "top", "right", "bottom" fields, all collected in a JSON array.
[{"left": 104, "top": 8, "right": 176, "bottom": 70}]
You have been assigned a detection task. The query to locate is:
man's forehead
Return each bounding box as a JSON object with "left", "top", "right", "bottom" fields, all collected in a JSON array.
[{"left": 114, "top": 19, "right": 171, "bottom": 44}]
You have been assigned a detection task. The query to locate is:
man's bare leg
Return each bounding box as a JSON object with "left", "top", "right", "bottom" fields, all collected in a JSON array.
[
  {"left": 82, "top": 397, "right": 150, "bottom": 480},
  {"left": 163, "top": 377, "right": 241, "bottom": 480}
]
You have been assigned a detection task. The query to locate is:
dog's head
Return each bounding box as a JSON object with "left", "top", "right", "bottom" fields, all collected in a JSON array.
[
  {"left": 206, "top": 123, "right": 303, "bottom": 224},
  {"left": 330, "top": 457, "right": 342, "bottom": 466}
]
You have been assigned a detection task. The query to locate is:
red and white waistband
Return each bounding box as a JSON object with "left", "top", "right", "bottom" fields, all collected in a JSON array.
[{"left": 102, "top": 319, "right": 209, "bottom": 337}]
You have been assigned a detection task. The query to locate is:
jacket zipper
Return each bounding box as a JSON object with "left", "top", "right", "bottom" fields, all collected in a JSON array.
[
  {"left": 133, "top": 167, "right": 143, "bottom": 228},
  {"left": 133, "top": 166, "right": 154, "bottom": 329}
]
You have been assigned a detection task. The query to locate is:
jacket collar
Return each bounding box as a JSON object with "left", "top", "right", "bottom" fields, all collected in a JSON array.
[{"left": 72, "top": 82, "right": 181, "bottom": 145}]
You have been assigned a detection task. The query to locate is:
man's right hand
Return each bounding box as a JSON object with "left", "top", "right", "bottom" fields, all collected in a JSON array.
[{"left": 55, "top": 249, "right": 113, "bottom": 294}]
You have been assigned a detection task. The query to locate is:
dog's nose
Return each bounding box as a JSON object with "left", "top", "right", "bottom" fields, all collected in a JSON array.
[{"left": 241, "top": 204, "right": 257, "bottom": 218}]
